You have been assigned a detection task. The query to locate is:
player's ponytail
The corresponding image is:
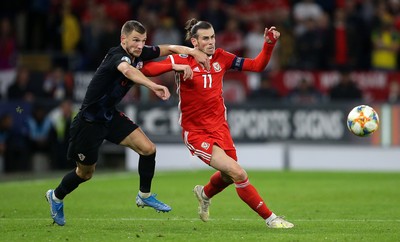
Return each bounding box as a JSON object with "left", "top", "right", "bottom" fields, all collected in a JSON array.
[
  {"left": 184, "top": 18, "right": 213, "bottom": 41},
  {"left": 185, "top": 18, "right": 198, "bottom": 41}
]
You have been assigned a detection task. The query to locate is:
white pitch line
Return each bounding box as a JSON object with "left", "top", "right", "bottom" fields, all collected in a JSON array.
[{"left": 1, "top": 218, "right": 400, "bottom": 222}]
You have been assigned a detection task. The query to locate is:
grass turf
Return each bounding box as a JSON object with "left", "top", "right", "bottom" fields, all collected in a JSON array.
[{"left": 0, "top": 170, "right": 399, "bottom": 241}]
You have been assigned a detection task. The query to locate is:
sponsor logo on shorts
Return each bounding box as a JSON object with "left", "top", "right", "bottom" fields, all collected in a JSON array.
[{"left": 201, "top": 142, "right": 210, "bottom": 150}]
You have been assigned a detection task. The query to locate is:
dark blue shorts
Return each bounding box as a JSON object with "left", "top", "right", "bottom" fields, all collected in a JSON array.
[{"left": 67, "top": 111, "right": 138, "bottom": 165}]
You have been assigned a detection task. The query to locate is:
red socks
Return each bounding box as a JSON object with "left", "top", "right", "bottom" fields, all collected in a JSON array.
[
  {"left": 235, "top": 178, "right": 272, "bottom": 219},
  {"left": 203, "top": 172, "right": 273, "bottom": 220},
  {"left": 203, "top": 171, "right": 232, "bottom": 198}
]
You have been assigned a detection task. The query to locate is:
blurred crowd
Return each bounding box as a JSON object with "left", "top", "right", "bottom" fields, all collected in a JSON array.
[
  {"left": 1, "top": 0, "right": 400, "bottom": 70},
  {"left": 1, "top": 0, "right": 400, "bottom": 173},
  {"left": 1, "top": 0, "right": 400, "bottom": 99}
]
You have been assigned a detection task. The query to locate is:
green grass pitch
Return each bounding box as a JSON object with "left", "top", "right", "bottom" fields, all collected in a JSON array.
[{"left": 0, "top": 170, "right": 399, "bottom": 242}]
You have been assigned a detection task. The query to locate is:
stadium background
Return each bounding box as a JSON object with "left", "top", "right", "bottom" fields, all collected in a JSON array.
[{"left": 1, "top": 0, "right": 400, "bottom": 174}]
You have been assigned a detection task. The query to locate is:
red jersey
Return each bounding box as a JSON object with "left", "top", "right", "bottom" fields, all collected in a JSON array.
[
  {"left": 169, "top": 49, "right": 237, "bottom": 132},
  {"left": 141, "top": 42, "right": 275, "bottom": 132}
]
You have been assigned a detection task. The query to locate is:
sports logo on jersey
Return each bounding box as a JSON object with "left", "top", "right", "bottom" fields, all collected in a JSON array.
[
  {"left": 179, "top": 54, "right": 188, "bottom": 58},
  {"left": 213, "top": 62, "right": 221, "bottom": 72},
  {"left": 135, "top": 61, "right": 143, "bottom": 69},
  {"left": 121, "top": 56, "right": 131, "bottom": 64},
  {"left": 193, "top": 66, "right": 200, "bottom": 72},
  {"left": 201, "top": 142, "right": 210, "bottom": 150},
  {"left": 78, "top": 153, "right": 86, "bottom": 161}
]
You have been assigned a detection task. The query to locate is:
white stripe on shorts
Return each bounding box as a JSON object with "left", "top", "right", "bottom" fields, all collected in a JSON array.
[{"left": 184, "top": 130, "right": 211, "bottom": 161}]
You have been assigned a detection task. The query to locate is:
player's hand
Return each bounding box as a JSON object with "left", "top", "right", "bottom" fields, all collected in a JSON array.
[
  {"left": 153, "top": 84, "right": 171, "bottom": 101},
  {"left": 192, "top": 49, "right": 210, "bottom": 71},
  {"left": 172, "top": 64, "right": 193, "bottom": 80},
  {"left": 264, "top": 26, "right": 280, "bottom": 45}
]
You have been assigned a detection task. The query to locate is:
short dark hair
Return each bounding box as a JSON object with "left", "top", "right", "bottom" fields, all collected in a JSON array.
[
  {"left": 121, "top": 20, "right": 146, "bottom": 36},
  {"left": 184, "top": 18, "right": 213, "bottom": 41}
]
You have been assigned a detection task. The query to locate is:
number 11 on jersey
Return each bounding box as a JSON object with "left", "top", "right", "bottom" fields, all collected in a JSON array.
[{"left": 202, "top": 74, "right": 212, "bottom": 88}]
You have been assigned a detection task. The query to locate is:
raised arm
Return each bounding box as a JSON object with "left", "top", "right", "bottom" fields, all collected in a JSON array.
[
  {"left": 158, "top": 45, "right": 210, "bottom": 71},
  {"left": 241, "top": 26, "right": 280, "bottom": 72},
  {"left": 117, "top": 61, "right": 170, "bottom": 100},
  {"left": 141, "top": 57, "right": 193, "bottom": 80}
]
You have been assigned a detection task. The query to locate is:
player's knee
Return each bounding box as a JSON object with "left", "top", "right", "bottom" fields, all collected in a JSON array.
[
  {"left": 76, "top": 164, "right": 96, "bottom": 180},
  {"left": 139, "top": 142, "right": 156, "bottom": 156},
  {"left": 77, "top": 170, "right": 94, "bottom": 180},
  {"left": 231, "top": 167, "right": 247, "bottom": 182}
]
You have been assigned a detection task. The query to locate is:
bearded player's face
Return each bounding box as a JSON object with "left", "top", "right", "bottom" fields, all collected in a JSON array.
[
  {"left": 121, "top": 30, "right": 146, "bottom": 58},
  {"left": 192, "top": 28, "right": 215, "bottom": 56}
]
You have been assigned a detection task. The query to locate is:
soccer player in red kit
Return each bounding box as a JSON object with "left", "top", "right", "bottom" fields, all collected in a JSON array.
[{"left": 141, "top": 18, "right": 294, "bottom": 229}]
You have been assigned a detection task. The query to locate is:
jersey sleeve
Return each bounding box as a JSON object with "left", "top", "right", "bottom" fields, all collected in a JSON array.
[
  {"left": 224, "top": 42, "right": 275, "bottom": 72},
  {"left": 168, "top": 54, "right": 190, "bottom": 65},
  {"left": 140, "top": 45, "right": 161, "bottom": 61},
  {"left": 141, "top": 53, "right": 192, "bottom": 76},
  {"left": 141, "top": 57, "right": 173, "bottom": 76},
  {"left": 110, "top": 53, "right": 132, "bottom": 70},
  {"left": 240, "top": 42, "right": 275, "bottom": 72}
]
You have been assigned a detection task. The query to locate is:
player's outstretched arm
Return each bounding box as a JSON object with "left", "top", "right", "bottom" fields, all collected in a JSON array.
[
  {"left": 241, "top": 26, "right": 280, "bottom": 72},
  {"left": 117, "top": 61, "right": 170, "bottom": 100},
  {"left": 158, "top": 45, "right": 210, "bottom": 71},
  {"left": 142, "top": 58, "right": 193, "bottom": 80}
]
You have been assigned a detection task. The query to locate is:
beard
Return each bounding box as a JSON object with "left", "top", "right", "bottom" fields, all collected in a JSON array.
[
  {"left": 130, "top": 50, "right": 141, "bottom": 57},
  {"left": 126, "top": 46, "right": 142, "bottom": 58}
]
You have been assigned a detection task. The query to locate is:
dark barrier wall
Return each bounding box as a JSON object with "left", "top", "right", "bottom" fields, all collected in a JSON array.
[
  {"left": 128, "top": 102, "right": 395, "bottom": 146},
  {"left": 1, "top": 101, "right": 396, "bottom": 146}
]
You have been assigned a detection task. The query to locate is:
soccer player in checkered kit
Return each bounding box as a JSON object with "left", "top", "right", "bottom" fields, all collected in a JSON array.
[{"left": 45, "top": 20, "right": 210, "bottom": 226}]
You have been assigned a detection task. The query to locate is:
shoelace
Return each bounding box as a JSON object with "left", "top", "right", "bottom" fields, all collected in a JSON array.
[
  {"left": 200, "top": 198, "right": 210, "bottom": 210},
  {"left": 146, "top": 194, "right": 169, "bottom": 208}
]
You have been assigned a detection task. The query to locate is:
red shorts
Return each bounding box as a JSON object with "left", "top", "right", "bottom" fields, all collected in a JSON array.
[{"left": 182, "top": 122, "right": 237, "bottom": 165}]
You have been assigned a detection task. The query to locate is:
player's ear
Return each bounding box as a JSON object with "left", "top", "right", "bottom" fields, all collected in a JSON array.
[{"left": 191, "top": 37, "right": 197, "bottom": 47}]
